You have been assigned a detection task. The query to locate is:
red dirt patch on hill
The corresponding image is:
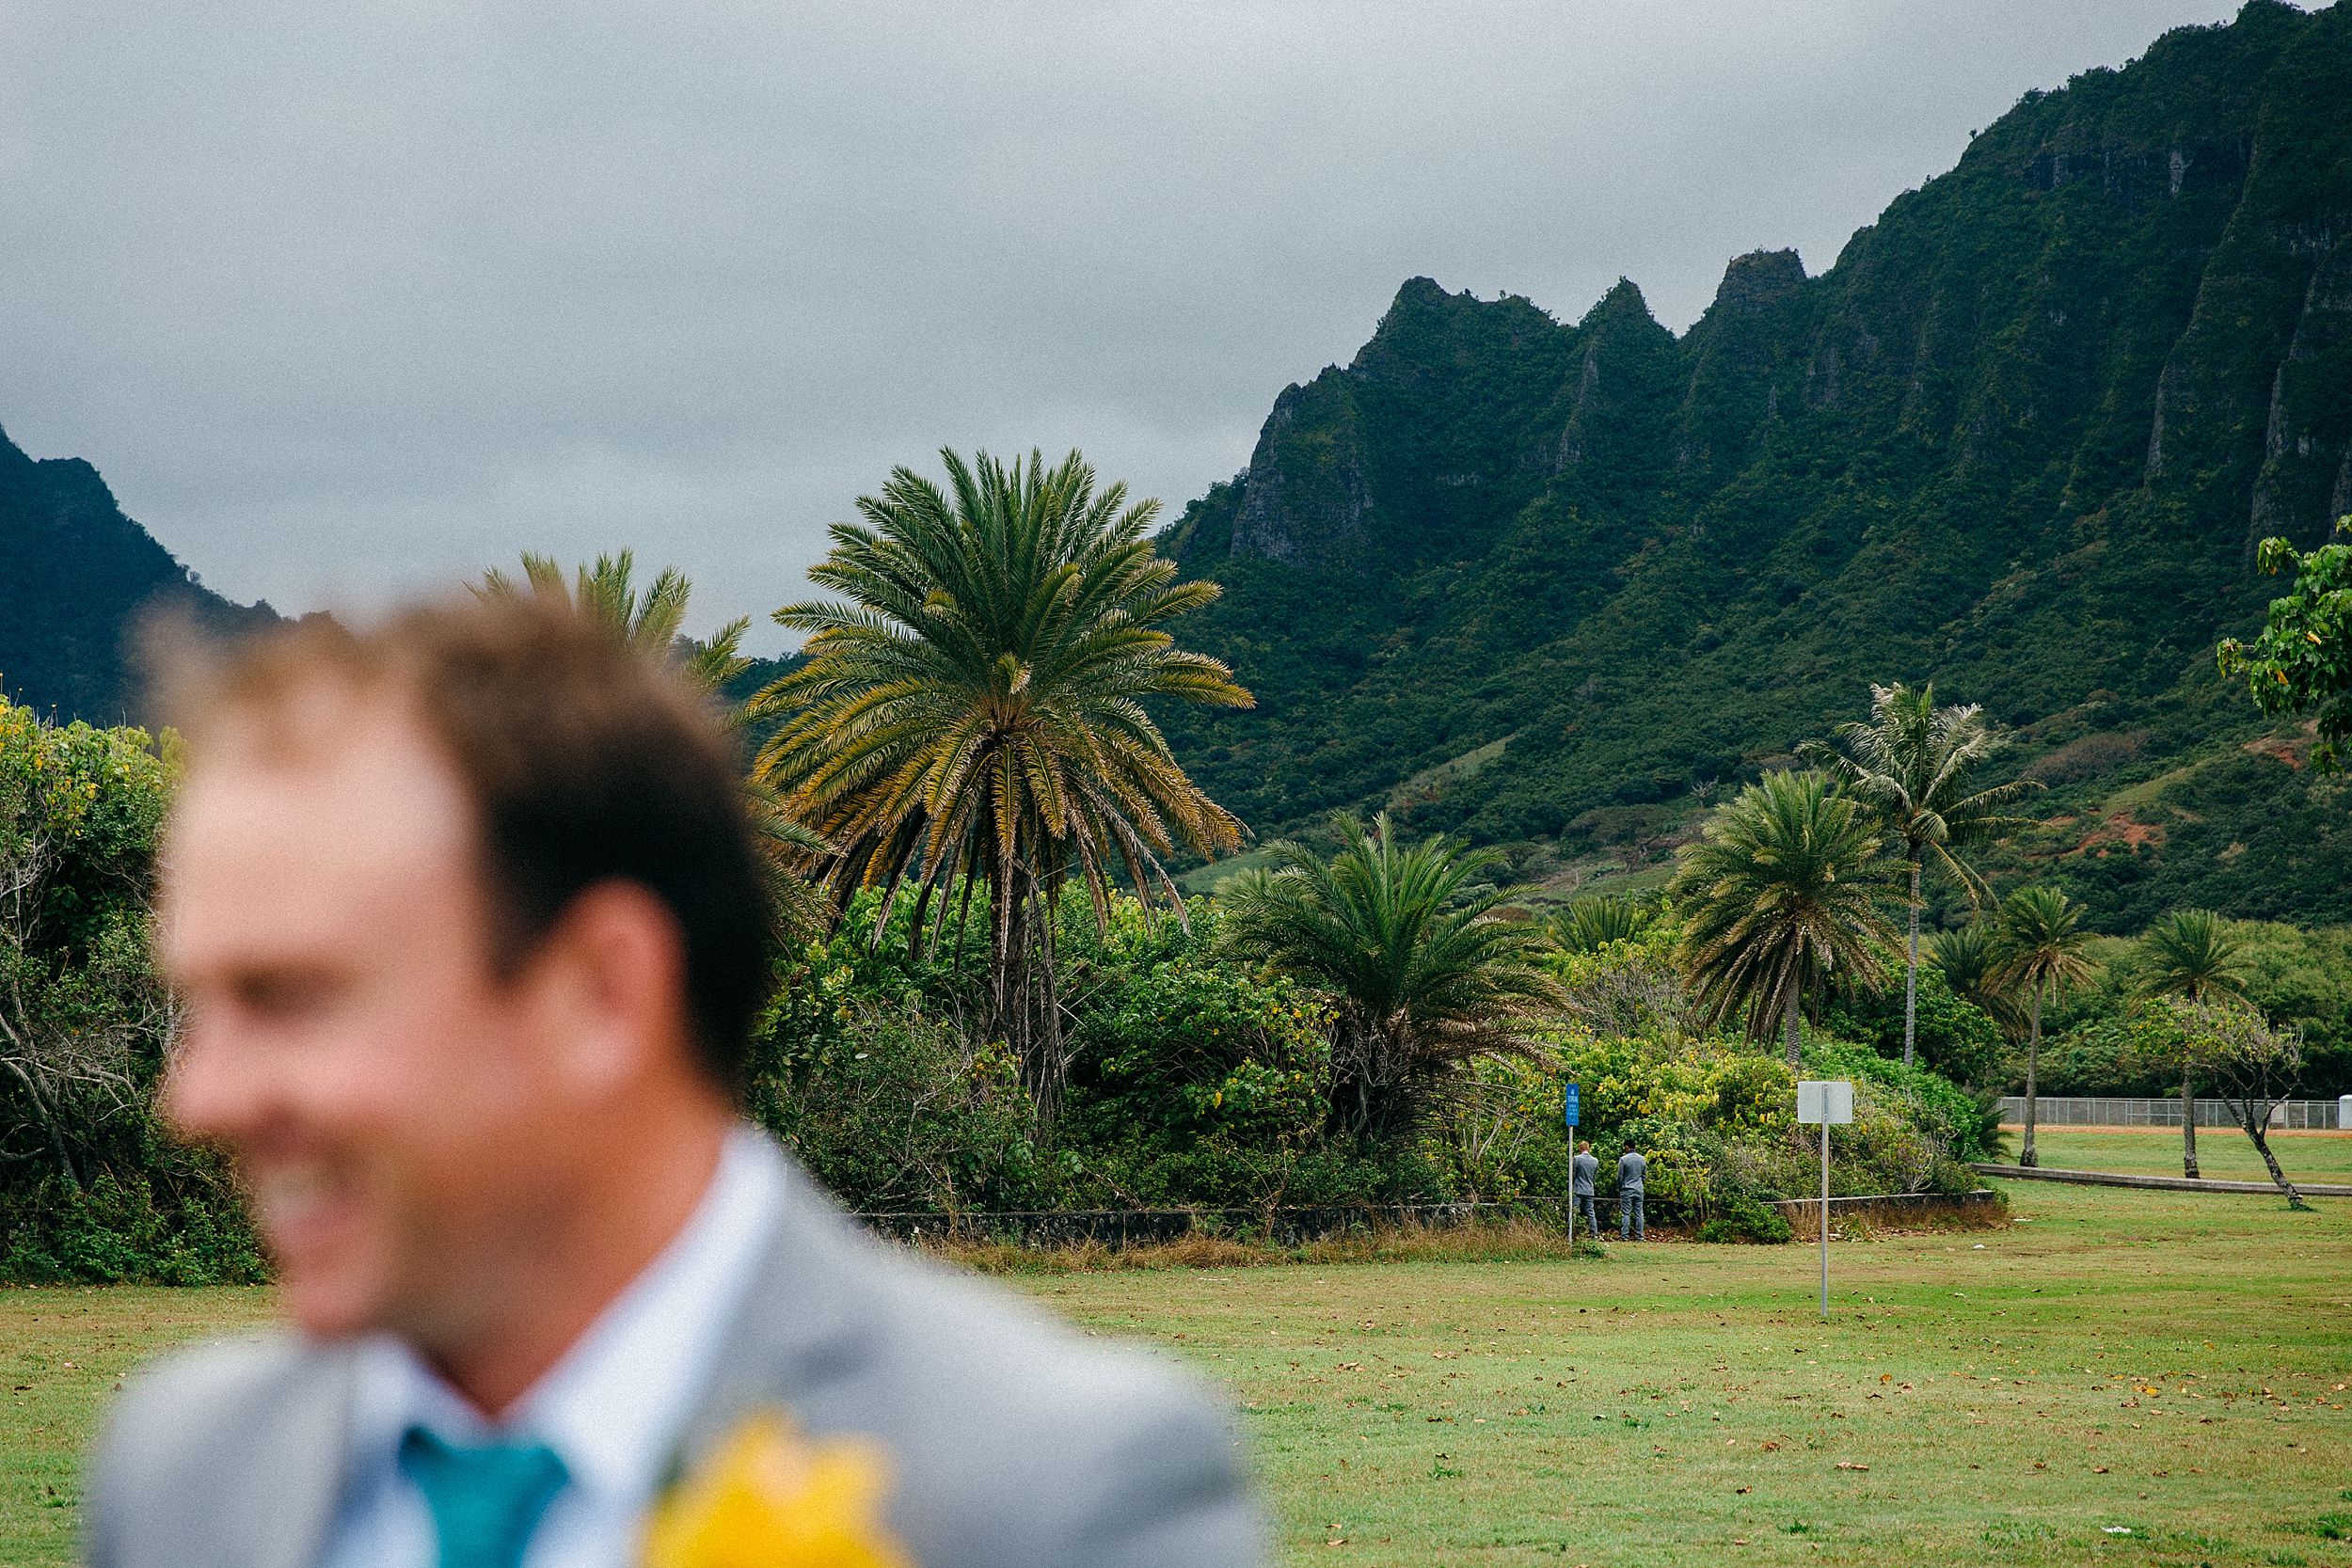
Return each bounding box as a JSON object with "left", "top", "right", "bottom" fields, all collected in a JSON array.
[
  {"left": 2070, "top": 811, "right": 2165, "bottom": 857},
  {"left": 2244, "top": 734, "right": 2312, "bottom": 769}
]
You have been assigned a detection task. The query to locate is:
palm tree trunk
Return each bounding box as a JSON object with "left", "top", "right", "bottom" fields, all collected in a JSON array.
[
  {"left": 2180, "top": 1061, "right": 2200, "bottom": 1180},
  {"left": 1030, "top": 878, "right": 1065, "bottom": 1138},
  {"left": 1783, "top": 985, "right": 1801, "bottom": 1070},
  {"left": 2021, "top": 990, "right": 2042, "bottom": 1169},
  {"left": 1902, "top": 857, "right": 1922, "bottom": 1069}
]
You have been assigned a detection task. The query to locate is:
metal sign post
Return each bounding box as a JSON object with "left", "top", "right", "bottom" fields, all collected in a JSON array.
[
  {"left": 1562, "top": 1082, "right": 1580, "bottom": 1243},
  {"left": 1795, "top": 1080, "right": 1853, "bottom": 1319}
]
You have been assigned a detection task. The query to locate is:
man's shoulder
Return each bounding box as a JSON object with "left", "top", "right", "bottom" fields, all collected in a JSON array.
[
  {"left": 772, "top": 1208, "right": 1236, "bottom": 1455},
  {"left": 87, "top": 1333, "right": 349, "bottom": 1568},
  {"left": 101, "top": 1331, "right": 322, "bottom": 1467},
  {"left": 714, "top": 1180, "right": 1259, "bottom": 1566}
]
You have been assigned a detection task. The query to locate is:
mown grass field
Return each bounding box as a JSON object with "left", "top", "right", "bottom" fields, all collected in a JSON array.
[{"left": 6, "top": 1159, "right": 2349, "bottom": 1567}]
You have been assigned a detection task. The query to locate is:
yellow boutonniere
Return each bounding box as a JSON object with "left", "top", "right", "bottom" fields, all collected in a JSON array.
[{"left": 643, "top": 1412, "right": 914, "bottom": 1568}]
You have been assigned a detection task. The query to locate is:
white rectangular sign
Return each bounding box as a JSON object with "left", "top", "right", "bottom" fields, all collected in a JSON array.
[{"left": 1797, "top": 1080, "right": 1853, "bottom": 1125}]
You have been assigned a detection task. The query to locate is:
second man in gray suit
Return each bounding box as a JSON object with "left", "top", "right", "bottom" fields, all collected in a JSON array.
[{"left": 1616, "top": 1147, "right": 1647, "bottom": 1241}]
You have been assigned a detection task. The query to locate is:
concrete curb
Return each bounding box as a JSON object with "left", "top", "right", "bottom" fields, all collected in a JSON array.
[{"left": 1973, "top": 1163, "right": 2352, "bottom": 1196}]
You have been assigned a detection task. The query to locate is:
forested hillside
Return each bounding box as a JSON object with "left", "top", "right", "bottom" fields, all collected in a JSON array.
[
  {"left": 1159, "top": 0, "right": 2352, "bottom": 930},
  {"left": 0, "top": 425, "right": 276, "bottom": 722}
]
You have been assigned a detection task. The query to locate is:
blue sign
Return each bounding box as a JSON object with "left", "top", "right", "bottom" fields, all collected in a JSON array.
[{"left": 1563, "top": 1081, "right": 1580, "bottom": 1129}]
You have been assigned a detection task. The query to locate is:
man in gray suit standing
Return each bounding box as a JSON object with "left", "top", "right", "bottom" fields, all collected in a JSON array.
[
  {"left": 1616, "top": 1147, "right": 1647, "bottom": 1241},
  {"left": 87, "top": 599, "right": 1260, "bottom": 1568}
]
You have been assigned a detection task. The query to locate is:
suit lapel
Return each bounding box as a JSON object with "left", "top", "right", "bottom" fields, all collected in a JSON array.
[
  {"left": 670, "top": 1160, "right": 881, "bottom": 1477},
  {"left": 230, "top": 1345, "right": 358, "bottom": 1568}
]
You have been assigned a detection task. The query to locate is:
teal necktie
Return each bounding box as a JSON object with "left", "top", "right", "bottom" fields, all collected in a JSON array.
[{"left": 398, "top": 1426, "right": 570, "bottom": 1568}]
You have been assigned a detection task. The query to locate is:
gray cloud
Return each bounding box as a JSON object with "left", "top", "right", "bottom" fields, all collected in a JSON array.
[{"left": 1, "top": 1, "right": 2237, "bottom": 651}]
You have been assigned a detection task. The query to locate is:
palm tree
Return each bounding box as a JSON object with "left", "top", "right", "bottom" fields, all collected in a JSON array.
[
  {"left": 1217, "top": 815, "right": 1564, "bottom": 1139},
  {"left": 1929, "top": 921, "right": 2025, "bottom": 1037},
  {"left": 1670, "top": 770, "right": 1899, "bottom": 1068},
  {"left": 2138, "top": 909, "right": 2251, "bottom": 1179},
  {"left": 1801, "top": 683, "right": 2039, "bottom": 1068},
  {"left": 474, "top": 550, "right": 821, "bottom": 935},
  {"left": 1992, "top": 886, "right": 2095, "bottom": 1168},
  {"left": 476, "top": 550, "right": 753, "bottom": 697},
  {"left": 1546, "top": 893, "right": 1653, "bottom": 955},
  {"left": 752, "top": 449, "right": 1250, "bottom": 1123}
]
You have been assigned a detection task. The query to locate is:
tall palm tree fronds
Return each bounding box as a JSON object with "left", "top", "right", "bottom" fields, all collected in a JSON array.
[
  {"left": 1217, "top": 814, "right": 1565, "bottom": 1140},
  {"left": 1929, "top": 921, "right": 2024, "bottom": 1037},
  {"left": 1800, "top": 682, "right": 2040, "bottom": 1068},
  {"left": 1670, "top": 770, "right": 1899, "bottom": 1068},
  {"left": 1992, "top": 885, "right": 2095, "bottom": 1168},
  {"left": 2138, "top": 908, "right": 2250, "bottom": 1178},
  {"left": 476, "top": 549, "right": 755, "bottom": 697},
  {"left": 475, "top": 550, "right": 818, "bottom": 937},
  {"left": 752, "top": 449, "right": 1251, "bottom": 1120}
]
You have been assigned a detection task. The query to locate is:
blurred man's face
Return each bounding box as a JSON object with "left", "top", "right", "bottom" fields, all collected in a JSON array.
[{"left": 158, "top": 705, "right": 566, "bottom": 1343}]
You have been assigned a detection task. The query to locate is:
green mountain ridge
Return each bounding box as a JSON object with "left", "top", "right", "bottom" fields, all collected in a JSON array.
[
  {"left": 1158, "top": 0, "right": 2352, "bottom": 931},
  {"left": 0, "top": 424, "right": 278, "bottom": 722}
]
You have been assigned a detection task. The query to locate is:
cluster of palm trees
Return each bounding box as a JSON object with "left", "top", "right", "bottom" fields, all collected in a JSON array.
[
  {"left": 1668, "top": 684, "right": 2041, "bottom": 1070},
  {"left": 1662, "top": 681, "right": 2292, "bottom": 1179}
]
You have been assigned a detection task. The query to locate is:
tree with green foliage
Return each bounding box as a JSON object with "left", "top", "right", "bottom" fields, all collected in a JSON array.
[
  {"left": 1992, "top": 886, "right": 2095, "bottom": 1168},
  {"left": 2137, "top": 909, "right": 2251, "bottom": 1179},
  {"left": 0, "top": 697, "right": 262, "bottom": 1284},
  {"left": 753, "top": 450, "right": 1251, "bottom": 1125},
  {"left": 475, "top": 549, "right": 753, "bottom": 696},
  {"left": 0, "top": 701, "right": 168, "bottom": 1188},
  {"left": 1801, "top": 682, "right": 2038, "bottom": 1069},
  {"left": 1670, "top": 770, "right": 1898, "bottom": 1068},
  {"left": 2218, "top": 518, "right": 2351, "bottom": 773},
  {"left": 1217, "top": 813, "right": 1563, "bottom": 1140},
  {"left": 2160, "top": 997, "right": 2308, "bottom": 1209}
]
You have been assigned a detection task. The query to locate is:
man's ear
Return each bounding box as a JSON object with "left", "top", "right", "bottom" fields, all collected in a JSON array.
[{"left": 521, "top": 881, "right": 691, "bottom": 1095}]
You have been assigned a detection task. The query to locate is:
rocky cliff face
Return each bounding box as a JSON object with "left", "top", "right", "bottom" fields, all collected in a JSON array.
[
  {"left": 1161, "top": 0, "right": 2352, "bottom": 928},
  {"left": 1, "top": 427, "right": 276, "bottom": 722}
]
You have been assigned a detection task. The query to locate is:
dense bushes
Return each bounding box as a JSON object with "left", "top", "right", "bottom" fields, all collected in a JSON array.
[
  {"left": 0, "top": 700, "right": 265, "bottom": 1283},
  {"left": 1, "top": 1151, "right": 265, "bottom": 1286},
  {"left": 747, "top": 888, "right": 1462, "bottom": 1214}
]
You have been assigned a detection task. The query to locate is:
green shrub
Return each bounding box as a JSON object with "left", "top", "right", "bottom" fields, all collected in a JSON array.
[
  {"left": 749, "top": 996, "right": 1045, "bottom": 1213},
  {"left": 0, "top": 1157, "right": 264, "bottom": 1285},
  {"left": 1696, "top": 1198, "right": 1794, "bottom": 1243}
]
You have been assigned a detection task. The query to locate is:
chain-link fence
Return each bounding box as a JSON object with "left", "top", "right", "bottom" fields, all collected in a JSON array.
[{"left": 1999, "top": 1096, "right": 2350, "bottom": 1129}]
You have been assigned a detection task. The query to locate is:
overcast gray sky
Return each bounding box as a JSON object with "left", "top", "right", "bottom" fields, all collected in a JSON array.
[{"left": 2, "top": 1, "right": 2242, "bottom": 652}]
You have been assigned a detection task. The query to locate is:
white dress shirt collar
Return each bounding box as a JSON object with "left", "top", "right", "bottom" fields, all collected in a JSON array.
[{"left": 330, "top": 1124, "right": 788, "bottom": 1568}]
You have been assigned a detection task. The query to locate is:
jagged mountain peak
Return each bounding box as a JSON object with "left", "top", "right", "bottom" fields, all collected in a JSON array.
[
  {"left": 1, "top": 425, "right": 277, "bottom": 722},
  {"left": 1161, "top": 0, "right": 2352, "bottom": 929}
]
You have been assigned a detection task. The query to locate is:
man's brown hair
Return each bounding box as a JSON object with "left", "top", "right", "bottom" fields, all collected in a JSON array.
[{"left": 160, "top": 595, "right": 774, "bottom": 1089}]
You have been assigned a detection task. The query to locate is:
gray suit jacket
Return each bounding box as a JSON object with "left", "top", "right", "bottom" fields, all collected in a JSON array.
[{"left": 84, "top": 1158, "right": 1262, "bottom": 1568}]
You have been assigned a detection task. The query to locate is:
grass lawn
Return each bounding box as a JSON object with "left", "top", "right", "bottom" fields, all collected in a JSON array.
[
  {"left": 7, "top": 1174, "right": 2351, "bottom": 1566},
  {"left": 2018, "top": 1126, "right": 2352, "bottom": 1184}
]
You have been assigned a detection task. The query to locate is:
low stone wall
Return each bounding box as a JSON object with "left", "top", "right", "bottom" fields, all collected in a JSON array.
[
  {"left": 855, "top": 1200, "right": 1497, "bottom": 1247},
  {"left": 1767, "top": 1189, "right": 2004, "bottom": 1238}
]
